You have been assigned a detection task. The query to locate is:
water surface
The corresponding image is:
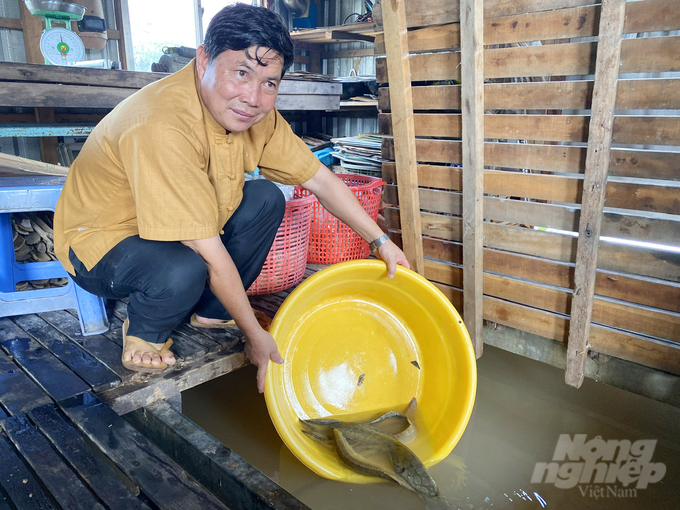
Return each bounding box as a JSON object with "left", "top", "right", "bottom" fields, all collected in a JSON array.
[{"left": 183, "top": 345, "right": 679, "bottom": 509}]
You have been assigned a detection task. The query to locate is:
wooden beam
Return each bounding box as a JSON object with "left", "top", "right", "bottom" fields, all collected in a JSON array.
[
  {"left": 483, "top": 296, "right": 680, "bottom": 376},
  {"left": 59, "top": 393, "right": 226, "bottom": 510},
  {"left": 0, "top": 61, "right": 166, "bottom": 89},
  {"left": 383, "top": 163, "right": 680, "bottom": 210},
  {"left": 33, "top": 107, "right": 60, "bottom": 164},
  {"left": 127, "top": 401, "right": 311, "bottom": 510},
  {"left": 374, "top": 0, "right": 680, "bottom": 53},
  {"left": 422, "top": 259, "right": 680, "bottom": 343},
  {"left": 460, "top": 0, "right": 485, "bottom": 357},
  {"left": 289, "top": 22, "right": 378, "bottom": 43},
  {"left": 379, "top": 79, "right": 680, "bottom": 112},
  {"left": 382, "top": 138, "right": 680, "bottom": 181},
  {"left": 376, "top": 37, "right": 680, "bottom": 83},
  {"left": 321, "top": 48, "right": 376, "bottom": 60},
  {"left": 329, "top": 31, "right": 374, "bottom": 43},
  {"left": 308, "top": 48, "right": 322, "bottom": 74},
  {"left": 566, "top": 0, "right": 628, "bottom": 389},
  {"left": 2, "top": 414, "right": 110, "bottom": 510},
  {"left": 0, "top": 82, "right": 136, "bottom": 108},
  {"left": 401, "top": 0, "right": 617, "bottom": 27},
  {"left": 416, "top": 236, "right": 680, "bottom": 315},
  {"left": 0, "top": 17, "right": 22, "bottom": 30},
  {"left": 100, "top": 349, "right": 248, "bottom": 415},
  {"left": 114, "top": 0, "right": 133, "bottom": 70},
  {"left": 18, "top": 2, "right": 44, "bottom": 65},
  {"left": 384, "top": 208, "right": 679, "bottom": 283},
  {"left": 380, "top": 112, "right": 680, "bottom": 146},
  {"left": 384, "top": 184, "right": 680, "bottom": 245},
  {"left": 381, "top": 0, "right": 424, "bottom": 274}
]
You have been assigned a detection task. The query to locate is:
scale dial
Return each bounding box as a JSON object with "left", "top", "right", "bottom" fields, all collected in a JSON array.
[{"left": 39, "top": 27, "right": 85, "bottom": 66}]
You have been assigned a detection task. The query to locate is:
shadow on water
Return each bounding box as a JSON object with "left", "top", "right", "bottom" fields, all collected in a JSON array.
[{"left": 182, "top": 345, "right": 680, "bottom": 509}]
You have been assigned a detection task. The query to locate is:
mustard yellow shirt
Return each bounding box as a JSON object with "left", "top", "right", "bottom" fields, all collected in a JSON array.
[{"left": 54, "top": 60, "right": 320, "bottom": 274}]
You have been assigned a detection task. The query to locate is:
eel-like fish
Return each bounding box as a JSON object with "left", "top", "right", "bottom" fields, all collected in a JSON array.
[
  {"left": 300, "top": 398, "right": 438, "bottom": 497},
  {"left": 300, "top": 397, "right": 418, "bottom": 445},
  {"left": 332, "top": 424, "right": 439, "bottom": 497}
]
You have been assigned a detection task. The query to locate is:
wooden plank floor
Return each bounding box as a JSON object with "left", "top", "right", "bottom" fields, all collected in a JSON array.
[
  {"left": 0, "top": 398, "right": 228, "bottom": 509},
  {"left": 0, "top": 264, "right": 325, "bottom": 509}
]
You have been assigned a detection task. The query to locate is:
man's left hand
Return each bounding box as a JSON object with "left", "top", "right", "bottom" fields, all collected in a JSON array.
[
  {"left": 376, "top": 239, "right": 410, "bottom": 278},
  {"left": 244, "top": 329, "right": 284, "bottom": 393}
]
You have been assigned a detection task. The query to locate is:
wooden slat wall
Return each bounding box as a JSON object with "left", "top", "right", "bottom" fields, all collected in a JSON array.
[{"left": 377, "top": 0, "right": 680, "bottom": 377}]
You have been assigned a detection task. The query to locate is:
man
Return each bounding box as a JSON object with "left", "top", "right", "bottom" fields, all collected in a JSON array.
[{"left": 54, "top": 4, "right": 409, "bottom": 392}]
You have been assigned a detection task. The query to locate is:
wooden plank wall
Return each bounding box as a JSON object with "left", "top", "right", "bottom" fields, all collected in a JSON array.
[{"left": 375, "top": 0, "right": 680, "bottom": 378}]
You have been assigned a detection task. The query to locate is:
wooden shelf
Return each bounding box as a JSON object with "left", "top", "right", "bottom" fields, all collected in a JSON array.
[
  {"left": 290, "top": 22, "right": 379, "bottom": 44},
  {"left": 340, "top": 100, "right": 378, "bottom": 108},
  {"left": 0, "top": 62, "right": 342, "bottom": 111}
]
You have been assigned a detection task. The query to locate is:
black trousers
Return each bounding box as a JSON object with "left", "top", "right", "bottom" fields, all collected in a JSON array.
[{"left": 68, "top": 180, "right": 285, "bottom": 343}]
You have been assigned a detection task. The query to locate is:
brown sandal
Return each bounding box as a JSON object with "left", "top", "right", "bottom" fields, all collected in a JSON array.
[
  {"left": 121, "top": 319, "right": 174, "bottom": 374},
  {"left": 190, "top": 309, "right": 272, "bottom": 331}
]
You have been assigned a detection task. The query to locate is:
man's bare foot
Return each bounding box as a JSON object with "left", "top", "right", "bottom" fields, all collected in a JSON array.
[
  {"left": 123, "top": 342, "right": 176, "bottom": 367},
  {"left": 193, "top": 315, "right": 232, "bottom": 326},
  {"left": 190, "top": 311, "right": 271, "bottom": 331},
  {"left": 121, "top": 318, "right": 176, "bottom": 373}
]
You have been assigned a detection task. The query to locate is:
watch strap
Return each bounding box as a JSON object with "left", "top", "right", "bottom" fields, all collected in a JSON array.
[{"left": 369, "top": 233, "right": 390, "bottom": 252}]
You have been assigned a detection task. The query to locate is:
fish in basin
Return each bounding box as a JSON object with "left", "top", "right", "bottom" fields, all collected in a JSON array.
[{"left": 300, "top": 398, "right": 439, "bottom": 497}]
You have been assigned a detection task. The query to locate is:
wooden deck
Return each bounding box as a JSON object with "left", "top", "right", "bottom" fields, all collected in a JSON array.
[{"left": 0, "top": 266, "right": 324, "bottom": 509}]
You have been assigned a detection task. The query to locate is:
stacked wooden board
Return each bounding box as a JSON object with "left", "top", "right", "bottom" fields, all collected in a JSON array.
[
  {"left": 0, "top": 62, "right": 342, "bottom": 111},
  {"left": 375, "top": 0, "right": 679, "bottom": 381}
]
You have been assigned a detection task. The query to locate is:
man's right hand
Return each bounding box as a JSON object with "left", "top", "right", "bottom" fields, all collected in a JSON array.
[
  {"left": 244, "top": 328, "right": 284, "bottom": 393},
  {"left": 182, "top": 235, "right": 284, "bottom": 393}
]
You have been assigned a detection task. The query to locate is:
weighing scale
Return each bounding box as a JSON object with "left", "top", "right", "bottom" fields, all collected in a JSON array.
[{"left": 24, "top": 0, "right": 86, "bottom": 66}]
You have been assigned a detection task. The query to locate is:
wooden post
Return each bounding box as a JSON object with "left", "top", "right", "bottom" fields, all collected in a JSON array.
[
  {"left": 19, "top": 3, "right": 60, "bottom": 165},
  {"left": 19, "top": 1, "right": 44, "bottom": 64},
  {"left": 460, "top": 0, "right": 485, "bottom": 357},
  {"left": 565, "top": 0, "right": 627, "bottom": 388},
  {"left": 381, "top": 0, "right": 424, "bottom": 274},
  {"left": 33, "top": 108, "right": 61, "bottom": 165},
  {"left": 114, "top": 0, "right": 133, "bottom": 70}
]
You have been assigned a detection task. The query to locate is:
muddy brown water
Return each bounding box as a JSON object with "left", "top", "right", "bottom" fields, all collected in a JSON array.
[{"left": 182, "top": 345, "right": 680, "bottom": 509}]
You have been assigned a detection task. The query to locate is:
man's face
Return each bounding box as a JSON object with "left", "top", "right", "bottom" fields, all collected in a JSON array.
[{"left": 196, "top": 44, "right": 283, "bottom": 133}]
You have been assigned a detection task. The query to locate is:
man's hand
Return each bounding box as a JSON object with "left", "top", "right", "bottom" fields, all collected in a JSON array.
[
  {"left": 244, "top": 328, "right": 284, "bottom": 393},
  {"left": 376, "top": 239, "right": 410, "bottom": 278},
  {"left": 182, "top": 235, "right": 284, "bottom": 393}
]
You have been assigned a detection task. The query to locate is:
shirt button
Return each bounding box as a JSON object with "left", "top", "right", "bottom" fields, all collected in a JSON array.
[
  {"left": 227, "top": 205, "right": 234, "bottom": 211},
  {"left": 226, "top": 137, "right": 232, "bottom": 144},
  {"left": 228, "top": 174, "right": 235, "bottom": 179}
]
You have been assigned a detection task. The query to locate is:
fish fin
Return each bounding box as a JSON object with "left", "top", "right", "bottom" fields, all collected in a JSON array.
[
  {"left": 301, "top": 428, "right": 334, "bottom": 448},
  {"left": 405, "top": 397, "right": 417, "bottom": 421}
]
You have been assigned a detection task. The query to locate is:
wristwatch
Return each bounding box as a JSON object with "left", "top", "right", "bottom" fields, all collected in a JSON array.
[{"left": 369, "top": 233, "right": 390, "bottom": 252}]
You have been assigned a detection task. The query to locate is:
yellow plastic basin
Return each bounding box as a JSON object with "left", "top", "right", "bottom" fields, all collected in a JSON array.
[{"left": 264, "top": 260, "right": 477, "bottom": 483}]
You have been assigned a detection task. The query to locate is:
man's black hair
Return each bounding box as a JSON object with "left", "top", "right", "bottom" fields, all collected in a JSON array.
[{"left": 203, "top": 4, "right": 294, "bottom": 78}]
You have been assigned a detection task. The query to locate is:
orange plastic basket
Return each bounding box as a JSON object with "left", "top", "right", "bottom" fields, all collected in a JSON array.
[
  {"left": 247, "top": 187, "right": 317, "bottom": 296},
  {"left": 303, "top": 174, "right": 383, "bottom": 265}
]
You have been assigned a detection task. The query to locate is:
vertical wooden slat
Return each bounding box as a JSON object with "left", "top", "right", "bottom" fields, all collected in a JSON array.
[
  {"left": 33, "top": 107, "right": 60, "bottom": 164},
  {"left": 19, "top": 1, "right": 44, "bottom": 64},
  {"left": 565, "top": 0, "right": 627, "bottom": 388},
  {"left": 381, "top": 0, "right": 424, "bottom": 274},
  {"left": 20, "top": 4, "right": 60, "bottom": 164},
  {"left": 460, "top": 0, "right": 485, "bottom": 357},
  {"left": 114, "top": 0, "right": 133, "bottom": 70}
]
